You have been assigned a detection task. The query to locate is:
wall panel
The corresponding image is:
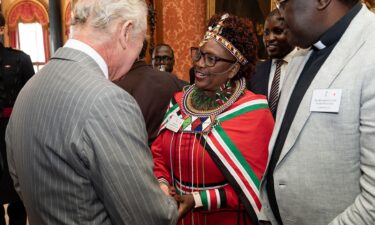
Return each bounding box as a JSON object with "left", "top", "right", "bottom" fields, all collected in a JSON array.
[{"left": 158, "top": 0, "right": 206, "bottom": 81}]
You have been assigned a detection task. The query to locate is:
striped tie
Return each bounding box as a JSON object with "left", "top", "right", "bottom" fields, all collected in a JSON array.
[{"left": 269, "top": 60, "right": 284, "bottom": 117}]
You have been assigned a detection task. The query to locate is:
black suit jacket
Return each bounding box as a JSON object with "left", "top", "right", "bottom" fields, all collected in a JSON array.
[
  {"left": 115, "top": 61, "right": 187, "bottom": 145},
  {"left": 0, "top": 43, "right": 35, "bottom": 203},
  {"left": 247, "top": 59, "right": 272, "bottom": 98}
]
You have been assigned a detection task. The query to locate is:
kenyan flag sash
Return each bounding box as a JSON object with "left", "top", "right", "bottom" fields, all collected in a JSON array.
[
  {"left": 159, "top": 98, "right": 180, "bottom": 133},
  {"left": 200, "top": 127, "right": 261, "bottom": 225},
  {"left": 199, "top": 99, "right": 268, "bottom": 225}
]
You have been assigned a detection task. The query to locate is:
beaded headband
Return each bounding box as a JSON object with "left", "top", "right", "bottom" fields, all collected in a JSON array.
[{"left": 200, "top": 13, "right": 248, "bottom": 65}]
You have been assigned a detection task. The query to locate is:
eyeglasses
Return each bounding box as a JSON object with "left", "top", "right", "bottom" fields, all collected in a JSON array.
[
  {"left": 190, "top": 47, "right": 236, "bottom": 67},
  {"left": 275, "top": 0, "right": 288, "bottom": 10},
  {"left": 152, "top": 55, "right": 173, "bottom": 63}
]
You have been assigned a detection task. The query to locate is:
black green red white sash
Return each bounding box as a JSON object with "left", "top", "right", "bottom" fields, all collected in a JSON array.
[
  {"left": 159, "top": 99, "right": 180, "bottom": 132},
  {"left": 160, "top": 98, "right": 268, "bottom": 134},
  {"left": 200, "top": 126, "right": 260, "bottom": 222},
  {"left": 199, "top": 99, "right": 268, "bottom": 224},
  {"left": 217, "top": 99, "right": 268, "bottom": 122}
]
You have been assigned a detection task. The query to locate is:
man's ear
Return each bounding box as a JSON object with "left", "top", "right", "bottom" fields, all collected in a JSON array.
[
  {"left": 316, "top": 0, "right": 332, "bottom": 10},
  {"left": 228, "top": 63, "right": 240, "bottom": 79},
  {"left": 119, "top": 21, "right": 133, "bottom": 50}
]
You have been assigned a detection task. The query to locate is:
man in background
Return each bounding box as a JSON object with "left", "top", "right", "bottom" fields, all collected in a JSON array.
[
  {"left": 116, "top": 40, "right": 185, "bottom": 145},
  {"left": 248, "top": 9, "right": 295, "bottom": 118},
  {"left": 0, "top": 12, "right": 34, "bottom": 225},
  {"left": 152, "top": 43, "right": 175, "bottom": 73},
  {"left": 260, "top": 0, "right": 375, "bottom": 224},
  {"left": 152, "top": 43, "right": 188, "bottom": 88},
  {"left": 5, "top": 0, "right": 178, "bottom": 224}
]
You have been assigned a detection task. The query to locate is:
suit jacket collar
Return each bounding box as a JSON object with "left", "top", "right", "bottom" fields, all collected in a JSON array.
[
  {"left": 51, "top": 47, "right": 105, "bottom": 79},
  {"left": 271, "top": 5, "right": 370, "bottom": 165},
  {"left": 254, "top": 59, "right": 272, "bottom": 96},
  {"left": 64, "top": 39, "right": 108, "bottom": 78},
  {"left": 128, "top": 60, "right": 152, "bottom": 73},
  {"left": 264, "top": 60, "right": 272, "bottom": 95},
  {"left": 313, "top": 2, "right": 362, "bottom": 50}
]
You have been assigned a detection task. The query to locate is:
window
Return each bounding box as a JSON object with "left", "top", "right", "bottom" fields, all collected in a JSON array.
[{"left": 18, "top": 22, "right": 46, "bottom": 72}]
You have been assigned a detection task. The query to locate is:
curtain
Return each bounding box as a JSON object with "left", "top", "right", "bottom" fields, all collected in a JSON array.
[{"left": 7, "top": 1, "right": 50, "bottom": 61}]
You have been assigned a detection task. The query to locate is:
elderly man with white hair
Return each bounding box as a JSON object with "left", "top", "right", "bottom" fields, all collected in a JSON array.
[{"left": 5, "top": 0, "right": 178, "bottom": 224}]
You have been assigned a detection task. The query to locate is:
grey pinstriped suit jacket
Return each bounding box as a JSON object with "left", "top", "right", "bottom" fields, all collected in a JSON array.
[{"left": 5, "top": 47, "right": 178, "bottom": 225}]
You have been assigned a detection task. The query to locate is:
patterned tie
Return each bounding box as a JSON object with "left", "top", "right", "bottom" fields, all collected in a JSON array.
[{"left": 268, "top": 59, "right": 284, "bottom": 117}]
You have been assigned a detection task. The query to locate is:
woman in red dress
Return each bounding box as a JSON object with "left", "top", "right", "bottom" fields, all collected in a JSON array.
[{"left": 152, "top": 13, "right": 274, "bottom": 225}]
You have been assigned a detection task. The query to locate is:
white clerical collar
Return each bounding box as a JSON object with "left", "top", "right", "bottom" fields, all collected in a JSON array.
[
  {"left": 313, "top": 40, "right": 326, "bottom": 50},
  {"left": 64, "top": 39, "right": 109, "bottom": 79}
]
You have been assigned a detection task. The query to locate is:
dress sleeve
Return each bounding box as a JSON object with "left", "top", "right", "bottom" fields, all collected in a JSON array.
[
  {"left": 151, "top": 130, "right": 172, "bottom": 186},
  {"left": 197, "top": 185, "right": 238, "bottom": 210}
]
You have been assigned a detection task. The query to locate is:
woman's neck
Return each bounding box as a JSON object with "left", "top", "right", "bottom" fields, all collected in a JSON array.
[
  {"left": 203, "top": 90, "right": 217, "bottom": 98},
  {"left": 182, "top": 78, "right": 246, "bottom": 117}
]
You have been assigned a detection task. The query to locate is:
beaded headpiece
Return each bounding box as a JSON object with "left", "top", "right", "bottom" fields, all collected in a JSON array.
[{"left": 200, "top": 13, "right": 248, "bottom": 65}]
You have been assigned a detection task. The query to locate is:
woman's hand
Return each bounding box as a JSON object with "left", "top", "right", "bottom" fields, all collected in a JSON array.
[
  {"left": 175, "top": 194, "right": 195, "bottom": 219},
  {"left": 169, "top": 186, "right": 177, "bottom": 197},
  {"left": 159, "top": 184, "right": 177, "bottom": 197}
]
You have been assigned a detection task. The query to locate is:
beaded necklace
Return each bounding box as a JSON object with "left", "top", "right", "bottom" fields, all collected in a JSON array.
[{"left": 182, "top": 77, "right": 246, "bottom": 118}]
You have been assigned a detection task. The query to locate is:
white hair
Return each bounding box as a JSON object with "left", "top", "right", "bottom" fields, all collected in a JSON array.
[{"left": 71, "top": 0, "right": 147, "bottom": 38}]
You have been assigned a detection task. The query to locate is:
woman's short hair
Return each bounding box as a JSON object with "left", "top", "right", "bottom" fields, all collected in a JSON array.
[
  {"left": 71, "top": 0, "right": 147, "bottom": 38},
  {"left": 207, "top": 13, "right": 258, "bottom": 81}
]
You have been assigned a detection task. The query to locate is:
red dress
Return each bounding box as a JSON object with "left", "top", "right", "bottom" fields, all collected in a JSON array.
[{"left": 152, "top": 89, "right": 274, "bottom": 225}]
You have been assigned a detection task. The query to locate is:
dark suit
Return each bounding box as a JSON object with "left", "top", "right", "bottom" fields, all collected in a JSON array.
[
  {"left": 0, "top": 43, "right": 34, "bottom": 225},
  {"left": 247, "top": 59, "right": 272, "bottom": 97},
  {"left": 115, "top": 61, "right": 187, "bottom": 144}
]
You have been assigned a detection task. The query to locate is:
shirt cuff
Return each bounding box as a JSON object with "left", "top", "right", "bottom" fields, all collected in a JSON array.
[{"left": 192, "top": 192, "right": 203, "bottom": 208}]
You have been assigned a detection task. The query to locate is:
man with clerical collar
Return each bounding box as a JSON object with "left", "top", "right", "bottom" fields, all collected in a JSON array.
[
  {"left": 248, "top": 9, "right": 295, "bottom": 118},
  {"left": 260, "top": 0, "right": 375, "bottom": 225}
]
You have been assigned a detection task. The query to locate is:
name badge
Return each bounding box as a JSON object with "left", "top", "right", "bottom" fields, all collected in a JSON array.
[
  {"left": 166, "top": 114, "right": 184, "bottom": 132},
  {"left": 310, "top": 89, "right": 342, "bottom": 113}
]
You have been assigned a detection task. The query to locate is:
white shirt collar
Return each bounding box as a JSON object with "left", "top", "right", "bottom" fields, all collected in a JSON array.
[
  {"left": 272, "top": 47, "right": 298, "bottom": 65},
  {"left": 64, "top": 39, "right": 109, "bottom": 79}
]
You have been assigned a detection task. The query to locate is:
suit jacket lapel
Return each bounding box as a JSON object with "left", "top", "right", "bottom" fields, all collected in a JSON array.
[
  {"left": 264, "top": 60, "right": 272, "bottom": 97},
  {"left": 274, "top": 6, "right": 369, "bottom": 164},
  {"left": 267, "top": 49, "right": 311, "bottom": 163},
  {"left": 251, "top": 60, "right": 272, "bottom": 97}
]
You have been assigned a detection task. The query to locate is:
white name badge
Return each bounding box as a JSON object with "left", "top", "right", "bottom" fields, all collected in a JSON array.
[
  {"left": 310, "top": 89, "right": 342, "bottom": 113},
  {"left": 166, "top": 114, "right": 184, "bottom": 132}
]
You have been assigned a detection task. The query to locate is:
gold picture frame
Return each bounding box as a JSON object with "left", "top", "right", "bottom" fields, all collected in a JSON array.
[
  {"left": 207, "top": 0, "right": 274, "bottom": 20},
  {"left": 206, "top": 0, "right": 215, "bottom": 20}
]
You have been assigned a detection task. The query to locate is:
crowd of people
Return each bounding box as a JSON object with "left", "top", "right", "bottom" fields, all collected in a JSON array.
[{"left": 1, "top": 0, "right": 375, "bottom": 225}]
